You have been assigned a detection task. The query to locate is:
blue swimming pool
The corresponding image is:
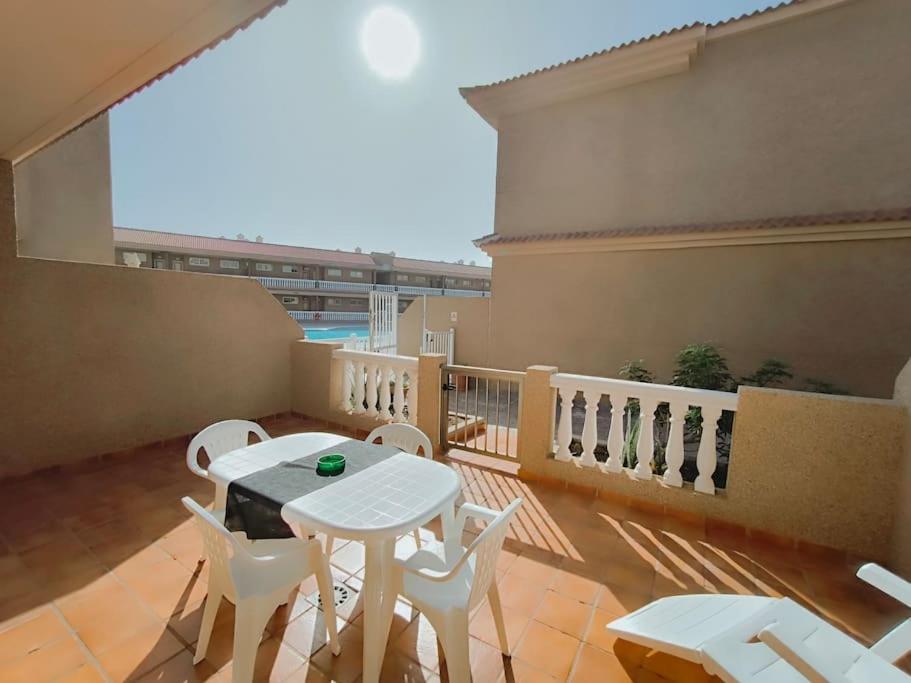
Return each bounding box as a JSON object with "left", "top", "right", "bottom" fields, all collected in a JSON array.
[{"left": 303, "top": 326, "right": 369, "bottom": 340}]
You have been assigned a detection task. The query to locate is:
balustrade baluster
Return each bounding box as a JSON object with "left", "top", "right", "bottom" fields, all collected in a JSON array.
[
  {"left": 554, "top": 387, "right": 574, "bottom": 461},
  {"left": 352, "top": 361, "right": 366, "bottom": 415},
  {"left": 392, "top": 368, "right": 406, "bottom": 422},
  {"left": 605, "top": 393, "right": 627, "bottom": 472},
  {"left": 378, "top": 365, "right": 393, "bottom": 421},
  {"left": 365, "top": 363, "right": 379, "bottom": 417},
  {"left": 663, "top": 400, "right": 686, "bottom": 487},
  {"left": 695, "top": 405, "right": 723, "bottom": 495},
  {"left": 635, "top": 398, "right": 658, "bottom": 479},
  {"left": 339, "top": 359, "right": 353, "bottom": 412},
  {"left": 580, "top": 389, "right": 600, "bottom": 467}
]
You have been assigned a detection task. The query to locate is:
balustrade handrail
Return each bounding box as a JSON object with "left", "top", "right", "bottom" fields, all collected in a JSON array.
[
  {"left": 254, "top": 276, "right": 488, "bottom": 298},
  {"left": 332, "top": 348, "right": 418, "bottom": 370},
  {"left": 550, "top": 373, "right": 738, "bottom": 411}
]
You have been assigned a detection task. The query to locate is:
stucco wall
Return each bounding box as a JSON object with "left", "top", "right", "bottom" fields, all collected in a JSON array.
[
  {"left": 0, "top": 161, "right": 303, "bottom": 479},
  {"left": 398, "top": 297, "right": 490, "bottom": 366},
  {"left": 892, "top": 357, "right": 911, "bottom": 575},
  {"left": 494, "top": 0, "right": 911, "bottom": 236},
  {"left": 488, "top": 239, "right": 911, "bottom": 398},
  {"left": 13, "top": 115, "right": 113, "bottom": 264}
]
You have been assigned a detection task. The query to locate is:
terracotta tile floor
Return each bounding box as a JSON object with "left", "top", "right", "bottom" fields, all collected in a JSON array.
[{"left": 0, "top": 415, "right": 908, "bottom": 682}]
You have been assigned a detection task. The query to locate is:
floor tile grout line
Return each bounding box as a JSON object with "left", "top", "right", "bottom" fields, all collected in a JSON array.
[{"left": 47, "top": 601, "right": 113, "bottom": 683}]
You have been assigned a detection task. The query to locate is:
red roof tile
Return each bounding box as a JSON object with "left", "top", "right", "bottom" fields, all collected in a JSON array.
[{"left": 473, "top": 207, "right": 911, "bottom": 247}]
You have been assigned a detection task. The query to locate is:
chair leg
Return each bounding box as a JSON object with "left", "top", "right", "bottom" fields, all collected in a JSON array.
[
  {"left": 232, "top": 599, "right": 274, "bottom": 683},
  {"left": 315, "top": 554, "right": 341, "bottom": 655},
  {"left": 488, "top": 583, "right": 510, "bottom": 655},
  {"left": 412, "top": 528, "right": 422, "bottom": 549},
  {"left": 193, "top": 588, "right": 223, "bottom": 665},
  {"left": 440, "top": 611, "right": 471, "bottom": 683},
  {"left": 324, "top": 534, "right": 336, "bottom": 555}
]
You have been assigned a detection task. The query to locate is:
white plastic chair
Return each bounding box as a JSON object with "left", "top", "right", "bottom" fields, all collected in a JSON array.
[
  {"left": 608, "top": 562, "right": 911, "bottom": 682},
  {"left": 387, "top": 499, "right": 523, "bottom": 683},
  {"left": 187, "top": 420, "right": 271, "bottom": 508},
  {"left": 182, "top": 497, "right": 340, "bottom": 683},
  {"left": 365, "top": 423, "right": 433, "bottom": 458}
]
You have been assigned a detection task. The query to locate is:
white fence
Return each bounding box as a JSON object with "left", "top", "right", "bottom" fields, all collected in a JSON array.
[
  {"left": 422, "top": 328, "right": 454, "bottom": 365},
  {"left": 550, "top": 373, "right": 738, "bottom": 495},
  {"left": 256, "top": 276, "right": 489, "bottom": 298},
  {"left": 369, "top": 291, "right": 398, "bottom": 355},
  {"left": 333, "top": 349, "right": 418, "bottom": 425}
]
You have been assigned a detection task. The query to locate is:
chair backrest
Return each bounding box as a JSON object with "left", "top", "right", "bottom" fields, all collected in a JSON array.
[
  {"left": 187, "top": 420, "right": 271, "bottom": 479},
  {"left": 466, "top": 498, "right": 523, "bottom": 608},
  {"left": 366, "top": 423, "right": 432, "bottom": 458},
  {"left": 182, "top": 496, "right": 239, "bottom": 598}
]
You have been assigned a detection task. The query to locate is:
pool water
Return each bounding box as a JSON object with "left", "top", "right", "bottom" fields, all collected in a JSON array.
[{"left": 304, "top": 326, "right": 369, "bottom": 341}]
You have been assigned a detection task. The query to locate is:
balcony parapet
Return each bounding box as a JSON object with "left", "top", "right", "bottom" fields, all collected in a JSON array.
[{"left": 255, "top": 276, "right": 489, "bottom": 298}]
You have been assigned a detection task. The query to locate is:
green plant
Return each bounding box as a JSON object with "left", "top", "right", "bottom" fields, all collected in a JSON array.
[
  {"left": 672, "top": 343, "right": 734, "bottom": 392},
  {"left": 803, "top": 378, "right": 851, "bottom": 395},
  {"left": 619, "top": 359, "right": 654, "bottom": 384},
  {"left": 741, "top": 359, "right": 793, "bottom": 387}
]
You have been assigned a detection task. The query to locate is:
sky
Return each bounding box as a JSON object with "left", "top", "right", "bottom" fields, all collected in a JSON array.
[{"left": 110, "top": 0, "right": 773, "bottom": 265}]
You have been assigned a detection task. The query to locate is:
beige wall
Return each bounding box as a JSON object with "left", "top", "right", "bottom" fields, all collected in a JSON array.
[
  {"left": 0, "top": 160, "right": 303, "bottom": 479},
  {"left": 892, "top": 357, "right": 911, "bottom": 575},
  {"left": 519, "top": 369, "right": 906, "bottom": 559},
  {"left": 488, "top": 240, "right": 911, "bottom": 398},
  {"left": 494, "top": 0, "right": 911, "bottom": 236},
  {"left": 398, "top": 297, "right": 491, "bottom": 366},
  {"left": 14, "top": 115, "right": 113, "bottom": 264}
]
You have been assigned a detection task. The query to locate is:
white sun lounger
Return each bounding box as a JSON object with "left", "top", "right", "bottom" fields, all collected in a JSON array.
[{"left": 607, "top": 563, "right": 911, "bottom": 682}]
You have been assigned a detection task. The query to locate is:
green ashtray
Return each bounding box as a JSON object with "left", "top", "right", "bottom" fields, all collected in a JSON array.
[{"left": 316, "top": 453, "right": 346, "bottom": 476}]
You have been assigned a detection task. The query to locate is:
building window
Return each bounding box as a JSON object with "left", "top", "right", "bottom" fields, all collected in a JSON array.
[
  {"left": 220, "top": 259, "right": 239, "bottom": 269},
  {"left": 172, "top": 261, "right": 183, "bottom": 272},
  {"left": 121, "top": 251, "right": 147, "bottom": 265},
  {"left": 153, "top": 258, "right": 166, "bottom": 269},
  {"left": 327, "top": 298, "right": 340, "bottom": 306},
  {"left": 326, "top": 268, "right": 342, "bottom": 277},
  {"left": 349, "top": 299, "right": 362, "bottom": 306},
  {"left": 349, "top": 270, "right": 364, "bottom": 279},
  {"left": 282, "top": 264, "right": 298, "bottom": 273},
  {"left": 462, "top": 279, "right": 471, "bottom": 286},
  {"left": 483, "top": 281, "right": 490, "bottom": 289},
  {"left": 414, "top": 275, "right": 426, "bottom": 283},
  {"left": 188, "top": 257, "right": 210, "bottom": 267},
  {"left": 396, "top": 274, "right": 408, "bottom": 282},
  {"left": 282, "top": 296, "right": 299, "bottom": 304},
  {"left": 255, "top": 263, "right": 273, "bottom": 272}
]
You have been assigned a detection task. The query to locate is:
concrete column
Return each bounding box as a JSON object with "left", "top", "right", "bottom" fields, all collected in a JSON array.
[
  {"left": 417, "top": 353, "right": 447, "bottom": 454},
  {"left": 517, "top": 365, "right": 558, "bottom": 476}
]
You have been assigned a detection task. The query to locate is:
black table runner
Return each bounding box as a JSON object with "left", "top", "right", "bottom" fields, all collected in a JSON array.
[{"left": 224, "top": 439, "right": 400, "bottom": 540}]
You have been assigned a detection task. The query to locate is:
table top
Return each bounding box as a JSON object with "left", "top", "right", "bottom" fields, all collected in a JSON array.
[{"left": 208, "top": 432, "right": 461, "bottom": 542}]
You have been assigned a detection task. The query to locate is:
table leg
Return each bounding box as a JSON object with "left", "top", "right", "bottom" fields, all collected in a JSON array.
[
  {"left": 362, "top": 538, "right": 396, "bottom": 683},
  {"left": 441, "top": 502, "right": 459, "bottom": 558}
]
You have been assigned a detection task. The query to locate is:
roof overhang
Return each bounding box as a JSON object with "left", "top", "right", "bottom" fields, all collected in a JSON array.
[
  {"left": 0, "top": 0, "right": 286, "bottom": 163},
  {"left": 460, "top": 0, "right": 857, "bottom": 129}
]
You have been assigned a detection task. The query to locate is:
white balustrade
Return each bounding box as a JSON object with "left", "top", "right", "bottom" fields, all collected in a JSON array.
[
  {"left": 549, "top": 373, "right": 738, "bottom": 494},
  {"left": 333, "top": 349, "right": 418, "bottom": 425},
  {"left": 254, "top": 277, "right": 487, "bottom": 299}
]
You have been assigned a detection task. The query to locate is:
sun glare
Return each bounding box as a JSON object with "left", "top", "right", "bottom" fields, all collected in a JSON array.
[{"left": 360, "top": 6, "right": 421, "bottom": 80}]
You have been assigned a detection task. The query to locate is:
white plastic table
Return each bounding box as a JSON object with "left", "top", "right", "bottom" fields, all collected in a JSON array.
[{"left": 208, "top": 432, "right": 462, "bottom": 683}]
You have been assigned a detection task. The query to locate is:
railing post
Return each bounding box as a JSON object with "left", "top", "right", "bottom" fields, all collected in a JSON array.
[
  {"left": 605, "top": 392, "right": 627, "bottom": 473},
  {"left": 695, "top": 405, "right": 723, "bottom": 494},
  {"left": 580, "top": 389, "right": 600, "bottom": 467},
  {"left": 517, "top": 366, "right": 558, "bottom": 475},
  {"left": 663, "top": 400, "right": 687, "bottom": 487},
  {"left": 635, "top": 398, "right": 658, "bottom": 479},
  {"left": 416, "top": 353, "right": 446, "bottom": 454}
]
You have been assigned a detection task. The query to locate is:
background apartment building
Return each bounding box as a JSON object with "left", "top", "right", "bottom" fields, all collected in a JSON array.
[{"left": 114, "top": 228, "right": 491, "bottom": 322}]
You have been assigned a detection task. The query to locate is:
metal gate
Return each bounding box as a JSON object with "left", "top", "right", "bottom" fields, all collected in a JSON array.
[
  {"left": 368, "top": 291, "right": 397, "bottom": 355},
  {"left": 440, "top": 364, "right": 523, "bottom": 460}
]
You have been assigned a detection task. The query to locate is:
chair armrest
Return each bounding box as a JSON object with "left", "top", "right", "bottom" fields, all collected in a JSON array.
[
  {"left": 396, "top": 560, "right": 453, "bottom": 583},
  {"left": 455, "top": 503, "right": 500, "bottom": 535},
  {"left": 857, "top": 563, "right": 911, "bottom": 608},
  {"left": 757, "top": 625, "right": 851, "bottom": 683}
]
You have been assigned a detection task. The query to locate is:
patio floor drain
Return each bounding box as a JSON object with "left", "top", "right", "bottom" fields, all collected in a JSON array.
[{"left": 316, "top": 583, "right": 352, "bottom": 609}]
